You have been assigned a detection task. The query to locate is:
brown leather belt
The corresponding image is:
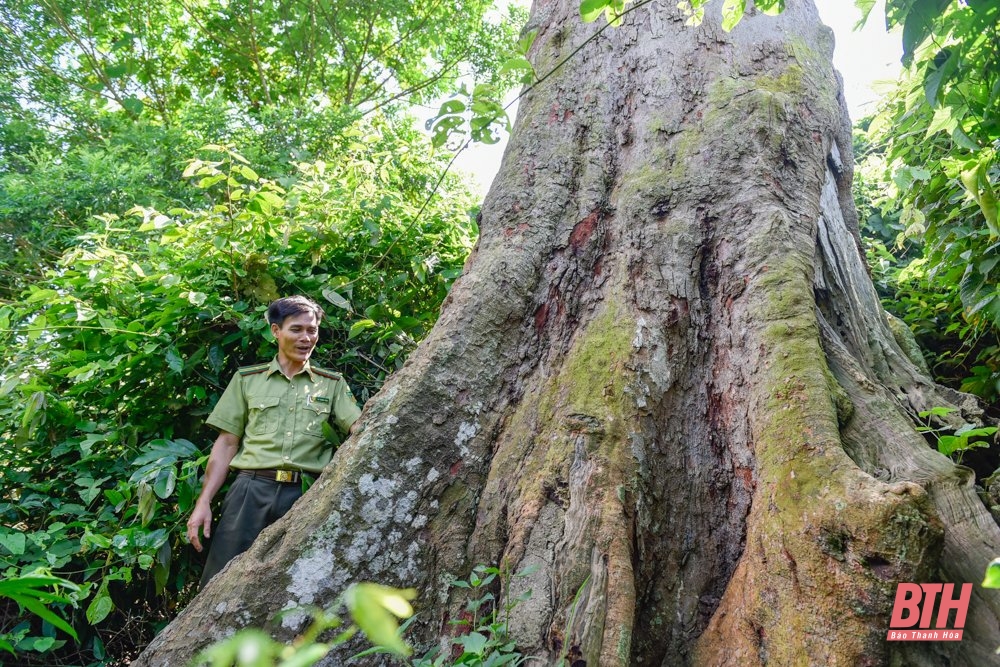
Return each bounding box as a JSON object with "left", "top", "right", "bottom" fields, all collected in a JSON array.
[{"left": 238, "top": 469, "right": 313, "bottom": 484}]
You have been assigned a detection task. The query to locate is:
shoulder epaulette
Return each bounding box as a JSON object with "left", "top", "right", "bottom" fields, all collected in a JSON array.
[
  {"left": 238, "top": 363, "right": 270, "bottom": 376},
  {"left": 313, "top": 367, "right": 343, "bottom": 380}
]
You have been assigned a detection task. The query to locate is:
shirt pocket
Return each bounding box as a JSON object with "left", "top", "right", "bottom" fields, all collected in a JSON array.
[
  {"left": 247, "top": 395, "right": 281, "bottom": 435},
  {"left": 303, "top": 400, "right": 331, "bottom": 436}
]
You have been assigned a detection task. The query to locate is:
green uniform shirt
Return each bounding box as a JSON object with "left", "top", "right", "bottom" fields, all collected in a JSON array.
[{"left": 207, "top": 357, "right": 361, "bottom": 474}]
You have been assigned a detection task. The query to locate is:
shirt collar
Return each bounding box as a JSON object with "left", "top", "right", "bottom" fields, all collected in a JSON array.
[{"left": 265, "top": 356, "right": 318, "bottom": 382}]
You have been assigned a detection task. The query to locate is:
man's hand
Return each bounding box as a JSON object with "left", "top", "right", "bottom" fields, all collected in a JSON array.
[
  {"left": 187, "top": 502, "right": 213, "bottom": 552},
  {"left": 187, "top": 430, "right": 239, "bottom": 553}
]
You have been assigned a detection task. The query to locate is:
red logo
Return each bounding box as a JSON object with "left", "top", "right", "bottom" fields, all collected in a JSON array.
[{"left": 887, "top": 583, "right": 972, "bottom": 641}]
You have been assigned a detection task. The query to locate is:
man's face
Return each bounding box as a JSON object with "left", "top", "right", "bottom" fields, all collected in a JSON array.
[{"left": 271, "top": 311, "right": 319, "bottom": 367}]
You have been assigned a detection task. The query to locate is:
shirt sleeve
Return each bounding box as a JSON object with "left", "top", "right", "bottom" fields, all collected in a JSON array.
[
  {"left": 207, "top": 373, "right": 248, "bottom": 437},
  {"left": 332, "top": 379, "right": 362, "bottom": 433}
]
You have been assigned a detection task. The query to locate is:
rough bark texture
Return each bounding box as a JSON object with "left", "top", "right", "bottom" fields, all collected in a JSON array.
[{"left": 137, "top": 1, "right": 1000, "bottom": 665}]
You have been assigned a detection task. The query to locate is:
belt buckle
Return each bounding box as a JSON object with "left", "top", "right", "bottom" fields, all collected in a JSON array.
[{"left": 275, "top": 470, "right": 295, "bottom": 483}]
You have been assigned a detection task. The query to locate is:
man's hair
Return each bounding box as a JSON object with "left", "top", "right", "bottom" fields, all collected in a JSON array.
[{"left": 266, "top": 296, "right": 324, "bottom": 327}]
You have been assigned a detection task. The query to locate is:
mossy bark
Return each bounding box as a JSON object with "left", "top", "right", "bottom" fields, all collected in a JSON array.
[{"left": 137, "top": 1, "right": 1000, "bottom": 665}]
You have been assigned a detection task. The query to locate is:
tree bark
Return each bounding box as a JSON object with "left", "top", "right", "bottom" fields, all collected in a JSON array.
[{"left": 137, "top": 0, "right": 1000, "bottom": 664}]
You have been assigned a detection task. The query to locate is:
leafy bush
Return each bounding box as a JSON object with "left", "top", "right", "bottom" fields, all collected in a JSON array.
[
  {"left": 0, "top": 116, "right": 478, "bottom": 665},
  {"left": 858, "top": 0, "right": 1000, "bottom": 400},
  {"left": 412, "top": 565, "right": 532, "bottom": 667}
]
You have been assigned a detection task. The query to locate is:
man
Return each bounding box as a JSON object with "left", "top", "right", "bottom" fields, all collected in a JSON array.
[{"left": 186, "top": 296, "right": 361, "bottom": 585}]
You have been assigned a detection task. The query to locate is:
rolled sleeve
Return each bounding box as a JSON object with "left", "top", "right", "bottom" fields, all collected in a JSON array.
[{"left": 207, "top": 374, "right": 248, "bottom": 437}]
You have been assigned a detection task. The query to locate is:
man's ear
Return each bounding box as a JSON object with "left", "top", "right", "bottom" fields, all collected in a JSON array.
[{"left": 270, "top": 322, "right": 280, "bottom": 338}]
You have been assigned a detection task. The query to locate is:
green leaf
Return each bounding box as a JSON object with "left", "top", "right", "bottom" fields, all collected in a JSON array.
[
  {"left": 580, "top": 0, "right": 609, "bottom": 23},
  {"left": 18, "top": 597, "right": 77, "bottom": 639},
  {"left": 457, "top": 631, "right": 489, "bottom": 654},
  {"left": 110, "top": 33, "right": 136, "bottom": 51},
  {"left": 516, "top": 29, "right": 538, "bottom": 55},
  {"left": 348, "top": 319, "right": 378, "bottom": 340},
  {"left": 120, "top": 97, "right": 144, "bottom": 116},
  {"left": 165, "top": 347, "right": 184, "bottom": 374},
  {"left": 0, "top": 531, "right": 26, "bottom": 555},
  {"left": 923, "top": 48, "right": 959, "bottom": 107},
  {"left": 429, "top": 115, "right": 466, "bottom": 148},
  {"left": 984, "top": 558, "right": 1000, "bottom": 588},
  {"left": 280, "top": 643, "right": 331, "bottom": 667},
  {"left": 238, "top": 165, "right": 259, "bottom": 181},
  {"left": 926, "top": 104, "right": 963, "bottom": 138},
  {"left": 605, "top": 0, "right": 625, "bottom": 26},
  {"left": 918, "top": 406, "right": 957, "bottom": 418},
  {"left": 854, "top": 0, "right": 877, "bottom": 27},
  {"left": 721, "top": 0, "right": 747, "bottom": 32},
  {"left": 137, "top": 482, "right": 156, "bottom": 526},
  {"left": 937, "top": 434, "right": 962, "bottom": 456},
  {"left": 26, "top": 315, "right": 46, "bottom": 342},
  {"left": 75, "top": 473, "right": 106, "bottom": 503},
  {"left": 900, "top": 0, "right": 948, "bottom": 67},
  {"left": 154, "top": 542, "right": 171, "bottom": 594},
  {"left": 323, "top": 288, "right": 352, "bottom": 311},
  {"left": 754, "top": 0, "right": 784, "bottom": 16},
  {"left": 197, "top": 174, "right": 226, "bottom": 189},
  {"left": 131, "top": 438, "right": 199, "bottom": 465},
  {"left": 438, "top": 99, "right": 466, "bottom": 115},
  {"left": 153, "top": 466, "right": 177, "bottom": 499},
  {"left": 86, "top": 585, "right": 114, "bottom": 625},
  {"left": 104, "top": 63, "right": 128, "bottom": 79},
  {"left": 344, "top": 583, "right": 415, "bottom": 657},
  {"left": 951, "top": 126, "right": 979, "bottom": 150},
  {"left": 28, "top": 635, "right": 56, "bottom": 652}
]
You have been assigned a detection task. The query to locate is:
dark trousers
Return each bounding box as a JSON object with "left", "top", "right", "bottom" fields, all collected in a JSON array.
[{"left": 200, "top": 472, "right": 304, "bottom": 586}]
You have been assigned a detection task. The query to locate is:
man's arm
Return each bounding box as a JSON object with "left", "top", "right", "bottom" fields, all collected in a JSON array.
[
  {"left": 186, "top": 431, "right": 240, "bottom": 552},
  {"left": 333, "top": 379, "right": 362, "bottom": 435}
]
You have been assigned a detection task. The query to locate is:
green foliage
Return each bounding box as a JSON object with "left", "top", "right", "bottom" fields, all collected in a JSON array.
[
  {"left": 984, "top": 557, "right": 1000, "bottom": 588},
  {"left": 0, "top": 118, "right": 196, "bottom": 301},
  {"left": 0, "top": 0, "right": 523, "bottom": 129},
  {"left": 914, "top": 406, "right": 997, "bottom": 463},
  {"left": 580, "top": 0, "right": 627, "bottom": 26},
  {"left": 0, "top": 0, "right": 525, "bottom": 307},
  {"left": 194, "top": 583, "right": 416, "bottom": 667},
  {"left": 0, "top": 0, "right": 517, "bottom": 664},
  {"left": 0, "top": 573, "right": 81, "bottom": 655},
  {"left": 857, "top": 0, "right": 1000, "bottom": 400},
  {"left": 413, "top": 564, "right": 532, "bottom": 667},
  {"left": 0, "top": 120, "right": 478, "bottom": 664},
  {"left": 192, "top": 566, "right": 530, "bottom": 667},
  {"left": 428, "top": 83, "right": 512, "bottom": 150},
  {"left": 676, "top": 0, "right": 783, "bottom": 31},
  {"left": 426, "top": 15, "right": 535, "bottom": 152},
  {"left": 0, "top": 0, "right": 516, "bottom": 665}
]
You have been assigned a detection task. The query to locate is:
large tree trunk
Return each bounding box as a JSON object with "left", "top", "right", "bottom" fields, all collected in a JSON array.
[{"left": 137, "top": 1, "right": 1000, "bottom": 664}]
